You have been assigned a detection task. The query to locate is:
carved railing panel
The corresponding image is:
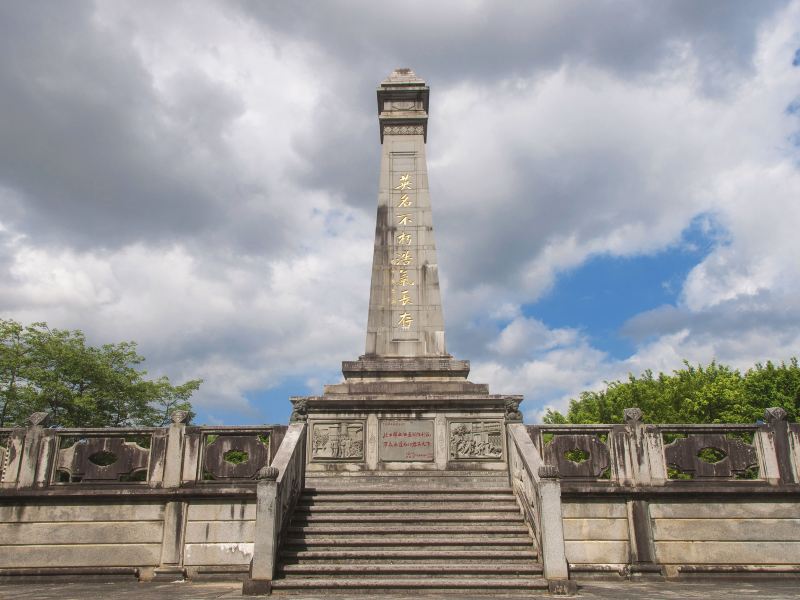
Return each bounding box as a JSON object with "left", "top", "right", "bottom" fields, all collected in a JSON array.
[
  {"left": 532, "top": 421, "right": 772, "bottom": 484},
  {"left": 660, "top": 427, "right": 760, "bottom": 480},
  {"left": 203, "top": 433, "right": 271, "bottom": 480},
  {"left": 530, "top": 426, "right": 613, "bottom": 480},
  {"left": 55, "top": 434, "right": 152, "bottom": 483}
]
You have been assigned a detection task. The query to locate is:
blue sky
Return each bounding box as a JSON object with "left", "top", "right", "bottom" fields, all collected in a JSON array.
[
  {"left": 1, "top": 1, "right": 799, "bottom": 424},
  {"left": 529, "top": 217, "right": 719, "bottom": 360}
]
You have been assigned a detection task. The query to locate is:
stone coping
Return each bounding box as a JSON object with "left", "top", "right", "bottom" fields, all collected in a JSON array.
[
  {"left": 559, "top": 481, "right": 800, "bottom": 496},
  {"left": 0, "top": 485, "right": 257, "bottom": 500}
]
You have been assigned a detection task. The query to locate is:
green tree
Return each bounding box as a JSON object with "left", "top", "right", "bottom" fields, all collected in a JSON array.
[
  {"left": 543, "top": 359, "right": 799, "bottom": 424},
  {"left": 0, "top": 319, "right": 200, "bottom": 428}
]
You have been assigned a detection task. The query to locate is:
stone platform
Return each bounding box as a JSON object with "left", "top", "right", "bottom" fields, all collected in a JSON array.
[{"left": 3, "top": 580, "right": 800, "bottom": 599}]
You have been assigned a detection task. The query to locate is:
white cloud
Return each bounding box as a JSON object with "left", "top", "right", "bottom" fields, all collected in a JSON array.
[{"left": 1, "top": 1, "right": 799, "bottom": 424}]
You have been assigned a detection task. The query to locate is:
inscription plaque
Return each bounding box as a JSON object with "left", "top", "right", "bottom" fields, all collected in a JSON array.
[{"left": 379, "top": 419, "right": 434, "bottom": 462}]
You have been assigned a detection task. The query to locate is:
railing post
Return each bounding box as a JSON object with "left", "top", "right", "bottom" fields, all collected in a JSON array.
[
  {"left": 537, "top": 465, "right": 569, "bottom": 579},
  {"left": 610, "top": 408, "right": 655, "bottom": 486},
  {"left": 17, "top": 412, "right": 52, "bottom": 488},
  {"left": 162, "top": 410, "right": 189, "bottom": 487},
  {"left": 756, "top": 407, "right": 796, "bottom": 485},
  {"left": 755, "top": 407, "right": 789, "bottom": 485},
  {"left": 1, "top": 428, "right": 25, "bottom": 487}
]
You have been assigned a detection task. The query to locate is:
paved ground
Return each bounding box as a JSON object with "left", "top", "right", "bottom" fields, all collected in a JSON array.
[{"left": 1, "top": 580, "right": 800, "bottom": 599}]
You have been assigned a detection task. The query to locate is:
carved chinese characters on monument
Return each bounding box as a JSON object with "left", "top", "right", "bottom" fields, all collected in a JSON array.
[
  {"left": 311, "top": 422, "right": 364, "bottom": 460},
  {"left": 391, "top": 171, "right": 416, "bottom": 332},
  {"left": 379, "top": 419, "right": 434, "bottom": 462},
  {"left": 449, "top": 421, "right": 503, "bottom": 460}
]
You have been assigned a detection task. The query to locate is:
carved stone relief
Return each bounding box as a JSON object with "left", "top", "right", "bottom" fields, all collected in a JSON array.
[
  {"left": 383, "top": 125, "right": 424, "bottom": 136},
  {"left": 449, "top": 421, "right": 503, "bottom": 460},
  {"left": 311, "top": 422, "right": 364, "bottom": 461}
]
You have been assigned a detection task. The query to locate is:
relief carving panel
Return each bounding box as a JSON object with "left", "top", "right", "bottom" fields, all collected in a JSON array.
[
  {"left": 311, "top": 422, "right": 364, "bottom": 461},
  {"left": 383, "top": 124, "right": 425, "bottom": 136},
  {"left": 449, "top": 421, "right": 503, "bottom": 460}
]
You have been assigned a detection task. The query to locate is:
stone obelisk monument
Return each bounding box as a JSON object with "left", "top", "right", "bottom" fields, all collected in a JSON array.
[{"left": 293, "top": 69, "right": 522, "bottom": 474}]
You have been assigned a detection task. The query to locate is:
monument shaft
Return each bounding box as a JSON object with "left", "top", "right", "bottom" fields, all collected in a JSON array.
[{"left": 367, "top": 68, "right": 446, "bottom": 357}]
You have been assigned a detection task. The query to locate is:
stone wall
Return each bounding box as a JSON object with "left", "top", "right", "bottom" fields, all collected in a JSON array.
[
  {"left": 650, "top": 500, "right": 800, "bottom": 576},
  {"left": 0, "top": 500, "right": 165, "bottom": 570}
]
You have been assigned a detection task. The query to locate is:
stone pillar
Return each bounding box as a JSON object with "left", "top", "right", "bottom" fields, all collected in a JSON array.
[
  {"left": 625, "top": 499, "right": 662, "bottom": 578},
  {"left": 538, "top": 466, "right": 576, "bottom": 594},
  {"left": 154, "top": 410, "right": 191, "bottom": 580},
  {"left": 243, "top": 466, "right": 279, "bottom": 595},
  {"left": 154, "top": 501, "right": 188, "bottom": 580}
]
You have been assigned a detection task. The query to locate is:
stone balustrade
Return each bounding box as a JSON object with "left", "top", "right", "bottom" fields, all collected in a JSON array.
[
  {"left": 243, "top": 422, "right": 306, "bottom": 595},
  {"left": 0, "top": 412, "right": 287, "bottom": 489},
  {"left": 0, "top": 412, "right": 287, "bottom": 582},
  {"left": 526, "top": 408, "right": 800, "bottom": 580}
]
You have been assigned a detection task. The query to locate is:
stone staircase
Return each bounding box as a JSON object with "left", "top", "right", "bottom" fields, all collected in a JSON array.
[{"left": 270, "top": 473, "right": 546, "bottom": 594}]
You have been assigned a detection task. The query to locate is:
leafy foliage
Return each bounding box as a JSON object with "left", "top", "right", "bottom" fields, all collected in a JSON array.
[
  {"left": 543, "top": 359, "right": 800, "bottom": 424},
  {"left": 0, "top": 319, "right": 200, "bottom": 428}
]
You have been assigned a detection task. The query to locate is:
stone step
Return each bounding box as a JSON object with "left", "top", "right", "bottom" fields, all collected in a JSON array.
[
  {"left": 279, "top": 563, "right": 544, "bottom": 576},
  {"left": 295, "top": 502, "right": 519, "bottom": 513},
  {"left": 270, "top": 576, "right": 549, "bottom": 590},
  {"left": 301, "top": 493, "right": 513, "bottom": 502},
  {"left": 281, "top": 549, "right": 538, "bottom": 562},
  {"left": 288, "top": 524, "right": 529, "bottom": 535},
  {"left": 304, "top": 476, "right": 510, "bottom": 491},
  {"left": 293, "top": 512, "right": 523, "bottom": 523},
  {"left": 285, "top": 536, "right": 534, "bottom": 547}
]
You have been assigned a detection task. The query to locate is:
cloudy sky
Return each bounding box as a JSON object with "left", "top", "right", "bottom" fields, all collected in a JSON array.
[{"left": 1, "top": 1, "right": 799, "bottom": 424}]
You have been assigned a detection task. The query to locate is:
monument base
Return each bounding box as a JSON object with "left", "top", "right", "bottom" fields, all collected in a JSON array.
[{"left": 292, "top": 358, "right": 522, "bottom": 474}]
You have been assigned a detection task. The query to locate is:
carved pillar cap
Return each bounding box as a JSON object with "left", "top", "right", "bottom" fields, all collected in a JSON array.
[
  {"left": 289, "top": 397, "right": 309, "bottom": 423},
  {"left": 27, "top": 412, "right": 50, "bottom": 427},
  {"left": 538, "top": 465, "right": 560, "bottom": 479},
  {"left": 170, "top": 410, "right": 190, "bottom": 424},
  {"left": 257, "top": 466, "right": 279, "bottom": 480},
  {"left": 623, "top": 407, "right": 644, "bottom": 425},
  {"left": 764, "top": 407, "right": 788, "bottom": 424},
  {"left": 504, "top": 397, "right": 523, "bottom": 422}
]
